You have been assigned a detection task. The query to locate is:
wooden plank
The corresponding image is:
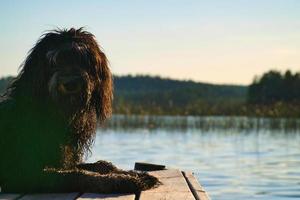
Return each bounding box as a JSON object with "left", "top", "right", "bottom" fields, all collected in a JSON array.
[
  {"left": 19, "top": 193, "right": 78, "bottom": 200},
  {"left": 140, "top": 192, "right": 195, "bottom": 200},
  {"left": 148, "top": 169, "right": 183, "bottom": 179},
  {"left": 147, "top": 169, "right": 191, "bottom": 193},
  {"left": 183, "top": 171, "right": 210, "bottom": 200},
  {"left": 77, "top": 193, "right": 135, "bottom": 200},
  {"left": 140, "top": 169, "right": 195, "bottom": 200},
  {"left": 0, "top": 194, "right": 21, "bottom": 200}
]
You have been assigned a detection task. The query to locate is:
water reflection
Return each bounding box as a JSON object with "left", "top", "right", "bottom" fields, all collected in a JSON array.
[{"left": 89, "top": 115, "right": 300, "bottom": 200}]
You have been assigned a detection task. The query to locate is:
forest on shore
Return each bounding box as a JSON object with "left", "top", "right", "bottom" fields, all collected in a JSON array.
[{"left": 1, "top": 70, "right": 300, "bottom": 117}]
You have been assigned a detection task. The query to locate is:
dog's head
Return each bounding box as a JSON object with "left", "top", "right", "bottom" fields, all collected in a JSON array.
[
  {"left": 10, "top": 28, "right": 113, "bottom": 122},
  {"left": 4, "top": 28, "right": 113, "bottom": 165}
]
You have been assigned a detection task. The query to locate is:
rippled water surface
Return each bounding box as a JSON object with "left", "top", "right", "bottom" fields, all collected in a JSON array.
[{"left": 88, "top": 116, "right": 300, "bottom": 200}]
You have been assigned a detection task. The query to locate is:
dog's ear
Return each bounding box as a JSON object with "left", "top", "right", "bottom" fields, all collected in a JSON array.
[
  {"left": 9, "top": 32, "right": 59, "bottom": 99},
  {"left": 93, "top": 50, "right": 113, "bottom": 122}
]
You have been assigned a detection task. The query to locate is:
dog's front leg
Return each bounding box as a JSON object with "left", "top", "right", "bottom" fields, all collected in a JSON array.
[
  {"left": 43, "top": 168, "right": 157, "bottom": 193},
  {"left": 76, "top": 161, "right": 160, "bottom": 189}
]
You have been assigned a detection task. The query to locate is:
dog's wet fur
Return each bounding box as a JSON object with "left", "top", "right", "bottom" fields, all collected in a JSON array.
[{"left": 0, "top": 28, "right": 159, "bottom": 193}]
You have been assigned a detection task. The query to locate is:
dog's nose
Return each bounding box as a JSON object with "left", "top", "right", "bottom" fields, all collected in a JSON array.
[{"left": 58, "top": 76, "right": 83, "bottom": 94}]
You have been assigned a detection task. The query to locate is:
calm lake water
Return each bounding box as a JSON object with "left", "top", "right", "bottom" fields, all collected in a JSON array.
[{"left": 88, "top": 115, "right": 300, "bottom": 200}]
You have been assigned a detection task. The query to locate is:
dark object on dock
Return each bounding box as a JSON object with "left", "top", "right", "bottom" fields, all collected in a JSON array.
[
  {"left": 0, "top": 163, "right": 210, "bottom": 200},
  {"left": 134, "top": 162, "right": 166, "bottom": 171}
]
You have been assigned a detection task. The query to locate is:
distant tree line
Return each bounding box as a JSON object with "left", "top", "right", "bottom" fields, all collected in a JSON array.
[
  {"left": 0, "top": 76, "right": 13, "bottom": 95},
  {"left": 1, "top": 70, "right": 299, "bottom": 117},
  {"left": 113, "top": 75, "right": 246, "bottom": 116},
  {"left": 246, "top": 70, "right": 300, "bottom": 117},
  {"left": 248, "top": 70, "right": 300, "bottom": 104}
]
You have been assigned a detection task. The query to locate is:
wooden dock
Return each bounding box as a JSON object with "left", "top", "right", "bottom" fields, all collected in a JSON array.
[{"left": 0, "top": 165, "right": 210, "bottom": 200}]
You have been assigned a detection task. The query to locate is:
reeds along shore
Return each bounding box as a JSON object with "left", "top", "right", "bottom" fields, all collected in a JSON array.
[
  {"left": 113, "top": 101, "right": 300, "bottom": 118},
  {"left": 105, "top": 115, "right": 300, "bottom": 132}
]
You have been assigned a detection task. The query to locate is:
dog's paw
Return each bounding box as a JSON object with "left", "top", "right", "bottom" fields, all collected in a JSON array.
[
  {"left": 140, "top": 172, "right": 161, "bottom": 189},
  {"left": 109, "top": 172, "right": 159, "bottom": 193},
  {"left": 125, "top": 171, "right": 161, "bottom": 190},
  {"left": 113, "top": 174, "right": 143, "bottom": 193}
]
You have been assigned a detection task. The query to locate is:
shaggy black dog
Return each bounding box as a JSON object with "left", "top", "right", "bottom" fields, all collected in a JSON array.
[{"left": 0, "top": 28, "right": 158, "bottom": 193}]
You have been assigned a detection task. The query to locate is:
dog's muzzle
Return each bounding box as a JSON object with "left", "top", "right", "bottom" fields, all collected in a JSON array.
[{"left": 48, "top": 72, "right": 91, "bottom": 111}]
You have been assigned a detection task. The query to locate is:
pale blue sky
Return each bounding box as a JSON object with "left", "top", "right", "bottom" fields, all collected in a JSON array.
[{"left": 1, "top": 0, "right": 300, "bottom": 84}]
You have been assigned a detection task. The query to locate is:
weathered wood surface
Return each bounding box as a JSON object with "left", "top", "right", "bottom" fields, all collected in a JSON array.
[
  {"left": 77, "top": 193, "right": 135, "bottom": 200},
  {"left": 19, "top": 193, "right": 79, "bottom": 200},
  {"left": 183, "top": 171, "right": 210, "bottom": 200},
  {"left": 0, "top": 193, "right": 21, "bottom": 200},
  {"left": 139, "top": 169, "right": 195, "bottom": 200},
  {"left": 0, "top": 169, "right": 210, "bottom": 200}
]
